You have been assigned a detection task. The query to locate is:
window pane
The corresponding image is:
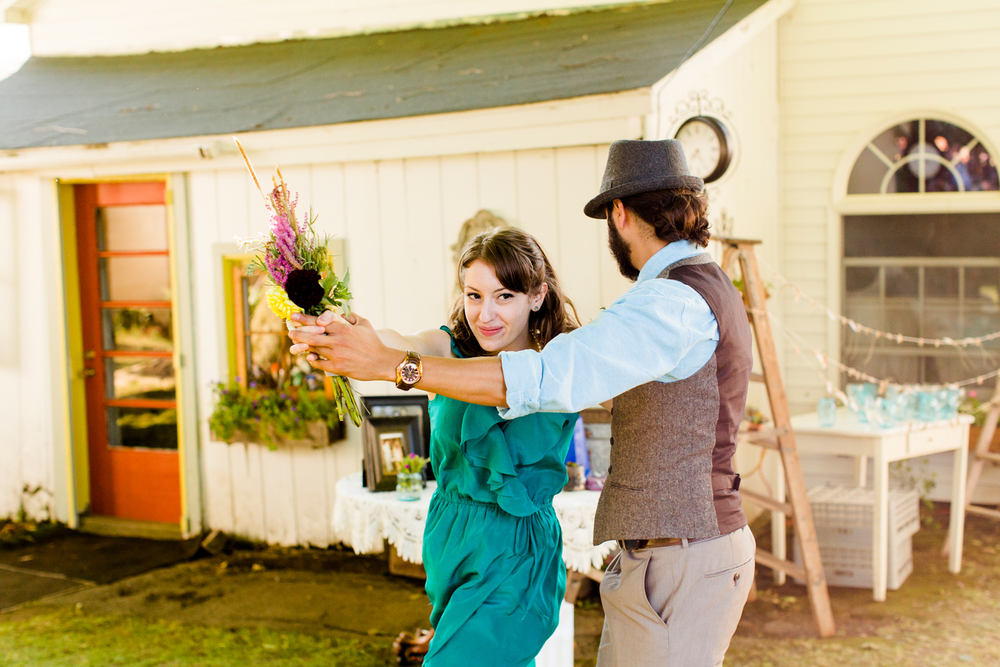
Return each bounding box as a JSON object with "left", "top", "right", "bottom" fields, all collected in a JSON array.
[
  {"left": 847, "top": 147, "right": 888, "bottom": 195},
  {"left": 925, "top": 267, "right": 958, "bottom": 298},
  {"left": 922, "top": 304, "right": 963, "bottom": 340},
  {"left": 107, "top": 407, "right": 177, "bottom": 450},
  {"left": 965, "top": 268, "right": 1000, "bottom": 303},
  {"left": 99, "top": 256, "right": 171, "bottom": 302},
  {"left": 883, "top": 304, "right": 921, "bottom": 337},
  {"left": 884, "top": 267, "right": 919, "bottom": 298},
  {"left": 104, "top": 357, "right": 175, "bottom": 401},
  {"left": 845, "top": 267, "right": 880, "bottom": 296},
  {"left": 97, "top": 205, "right": 168, "bottom": 251},
  {"left": 101, "top": 307, "right": 173, "bottom": 351}
]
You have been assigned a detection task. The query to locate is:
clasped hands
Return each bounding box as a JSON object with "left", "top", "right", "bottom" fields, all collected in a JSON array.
[{"left": 287, "top": 311, "right": 397, "bottom": 382}]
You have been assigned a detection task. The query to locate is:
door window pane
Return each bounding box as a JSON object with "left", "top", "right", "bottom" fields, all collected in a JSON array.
[
  {"left": 99, "top": 256, "right": 171, "bottom": 302},
  {"left": 107, "top": 407, "right": 178, "bottom": 450},
  {"left": 104, "top": 357, "right": 175, "bottom": 401},
  {"left": 97, "top": 205, "right": 168, "bottom": 251},
  {"left": 101, "top": 307, "right": 173, "bottom": 351}
]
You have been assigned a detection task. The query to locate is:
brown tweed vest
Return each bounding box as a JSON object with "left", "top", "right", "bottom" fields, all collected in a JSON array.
[{"left": 592, "top": 254, "right": 752, "bottom": 544}]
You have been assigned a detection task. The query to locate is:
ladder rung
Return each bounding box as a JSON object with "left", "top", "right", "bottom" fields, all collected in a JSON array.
[
  {"left": 740, "top": 426, "right": 788, "bottom": 445},
  {"left": 741, "top": 438, "right": 779, "bottom": 450},
  {"left": 974, "top": 451, "right": 1000, "bottom": 463},
  {"left": 753, "top": 548, "right": 807, "bottom": 581},
  {"left": 967, "top": 504, "right": 1000, "bottom": 520},
  {"left": 750, "top": 372, "right": 765, "bottom": 383},
  {"left": 741, "top": 489, "right": 793, "bottom": 516}
]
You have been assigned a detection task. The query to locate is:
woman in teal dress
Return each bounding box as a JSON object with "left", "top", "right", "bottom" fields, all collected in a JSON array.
[{"left": 371, "top": 228, "right": 581, "bottom": 666}]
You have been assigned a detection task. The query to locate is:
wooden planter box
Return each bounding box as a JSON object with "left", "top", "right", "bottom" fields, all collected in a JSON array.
[
  {"left": 969, "top": 425, "right": 1000, "bottom": 453},
  {"left": 212, "top": 419, "right": 345, "bottom": 449}
]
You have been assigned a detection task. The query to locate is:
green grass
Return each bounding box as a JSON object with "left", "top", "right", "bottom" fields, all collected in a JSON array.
[{"left": 0, "top": 609, "right": 393, "bottom": 667}]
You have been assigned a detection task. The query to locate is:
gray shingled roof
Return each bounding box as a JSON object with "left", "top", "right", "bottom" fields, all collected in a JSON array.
[{"left": 0, "top": 0, "right": 765, "bottom": 150}]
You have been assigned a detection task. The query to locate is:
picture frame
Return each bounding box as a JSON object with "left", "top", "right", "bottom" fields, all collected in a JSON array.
[{"left": 361, "top": 395, "right": 432, "bottom": 492}]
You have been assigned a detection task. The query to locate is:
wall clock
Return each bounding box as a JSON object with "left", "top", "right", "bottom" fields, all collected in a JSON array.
[{"left": 674, "top": 115, "right": 734, "bottom": 184}]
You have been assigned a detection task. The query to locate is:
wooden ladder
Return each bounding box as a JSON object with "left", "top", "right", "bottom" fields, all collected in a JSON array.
[
  {"left": 718, "top": 237, "right": 836, "bottom": 639},
  {"left": 962, "top": 380, "right": 1000, "bottom": 521}
]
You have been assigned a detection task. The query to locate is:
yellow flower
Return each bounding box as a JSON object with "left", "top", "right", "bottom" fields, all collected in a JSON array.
[{"left": 266, "top": 285, "right": 304, "bottom": 320}]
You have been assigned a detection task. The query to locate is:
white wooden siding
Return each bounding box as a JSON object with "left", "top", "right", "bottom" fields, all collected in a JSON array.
[
  {"left": 22, "top": 0, "right": 659, "bottom": 57},
  {"left": 190, "top": 144, "right": 617, "bottom": 544},
  {"left": 0, "top": 175, "right": 59, "bottom": 521}
]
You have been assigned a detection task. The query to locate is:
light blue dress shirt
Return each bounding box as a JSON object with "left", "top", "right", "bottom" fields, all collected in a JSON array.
[{"left": 498, "top": 240, "right": 720, "bottom": 420}]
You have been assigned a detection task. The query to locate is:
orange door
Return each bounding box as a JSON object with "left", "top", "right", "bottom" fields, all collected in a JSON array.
[{"left": 75, "top": 182, "right": 181, "bottom": 524}]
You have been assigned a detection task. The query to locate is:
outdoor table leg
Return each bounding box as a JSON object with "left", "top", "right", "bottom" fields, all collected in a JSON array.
[
  {"left": 854, "top": 455, "right": 868, "bottom": 488},
  {"left": 873, "top": 451, "right": 890, "bottom": 602},
  {"left": 948, "top": 437, "right": 968, "bottom": 574}
]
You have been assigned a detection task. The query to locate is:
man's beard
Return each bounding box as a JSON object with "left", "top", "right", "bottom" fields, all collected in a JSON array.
[{"left": 607, "top": 219, "right": 640, "bottom": 282}]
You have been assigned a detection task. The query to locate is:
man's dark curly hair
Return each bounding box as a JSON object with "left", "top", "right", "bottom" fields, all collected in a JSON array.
[{"left": 616, "top": 188, "right": 711, "bottom": 247}]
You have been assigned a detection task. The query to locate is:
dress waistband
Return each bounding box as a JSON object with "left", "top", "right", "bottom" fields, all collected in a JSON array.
[{"left": 434, "top": 492, "right": 555, "bottom": 511}]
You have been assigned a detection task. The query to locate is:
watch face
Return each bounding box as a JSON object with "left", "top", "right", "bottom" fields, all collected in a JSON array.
[
  {"left": 674, "top": 116, "right": 732, "bottom": 183},
  {"left": 400, "top": 362, "right": 421, "bottom": 385}
]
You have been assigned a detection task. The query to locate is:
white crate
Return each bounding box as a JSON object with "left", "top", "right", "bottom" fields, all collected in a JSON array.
[
  {"left": 795, "top": 532, "right": 913, "bottom": 590},
  {"left": 792, "top": 485, "right": 920, "bottom": 590},
  {"left": 807, "top": 485, "right": 920, "bottom": 540}
]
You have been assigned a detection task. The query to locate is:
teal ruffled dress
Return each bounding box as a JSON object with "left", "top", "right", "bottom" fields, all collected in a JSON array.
[{"left": 422, "top": 329, "right": 577, "bottom": 667}]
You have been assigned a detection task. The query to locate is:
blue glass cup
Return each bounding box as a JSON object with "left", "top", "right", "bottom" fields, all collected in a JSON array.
[
  {"left": 817, "top": 397, "right": 837, "bottom": 427},
  {"left": 918, "top": 390, "right": 940, "bottom": 421}
]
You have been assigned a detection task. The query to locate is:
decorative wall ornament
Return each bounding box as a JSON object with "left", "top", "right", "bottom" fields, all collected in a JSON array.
[
  {"left": 451, "top": 210, "right": 508, "bottom": 299},
  {"left": 668, "top": 89, "right": 733, "bottom": 126}
]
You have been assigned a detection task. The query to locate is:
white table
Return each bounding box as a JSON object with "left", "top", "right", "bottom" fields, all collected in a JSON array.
[
  {"left": 332, "top": 472, "right": 617, "bottom": 570},
  {"left": 789, "top": 409, "right": 970, "bottom": 601},
  {"left": 332, "top": 472, "right": 615, "bottom": 667}
]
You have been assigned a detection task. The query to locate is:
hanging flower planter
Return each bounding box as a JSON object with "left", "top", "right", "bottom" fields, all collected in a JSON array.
[{"left": 209, "top": 381, "right": 346, "bottom": 450}]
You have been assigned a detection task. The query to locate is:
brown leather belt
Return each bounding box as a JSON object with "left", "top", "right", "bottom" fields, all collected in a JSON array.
[{"left": 617, "top": 537, "right": 686, "bottom": 550}]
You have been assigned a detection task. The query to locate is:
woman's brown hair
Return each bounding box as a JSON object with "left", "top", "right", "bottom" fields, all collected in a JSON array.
[{"left": 448, "top": 227, "right": 580, "bottom": 358}]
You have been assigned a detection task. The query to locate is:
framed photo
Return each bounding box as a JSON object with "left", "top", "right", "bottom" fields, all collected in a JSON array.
[{"left": 361, "top": 395, "right": 431, "bottom": 492}]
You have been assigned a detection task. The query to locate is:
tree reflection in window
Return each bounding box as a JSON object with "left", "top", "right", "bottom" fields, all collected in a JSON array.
[{"left": 847, "top": 118, "right": 999, "bottom": 194}]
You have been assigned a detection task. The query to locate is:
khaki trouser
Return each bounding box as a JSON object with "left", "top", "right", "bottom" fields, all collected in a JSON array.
[{"left": 596, "top": 525, "right": 755, "bottom": 667}]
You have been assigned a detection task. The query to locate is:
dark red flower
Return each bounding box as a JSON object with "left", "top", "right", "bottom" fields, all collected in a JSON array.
[{"left": 285, "top": 269, "right": 324, "bottom": 311}]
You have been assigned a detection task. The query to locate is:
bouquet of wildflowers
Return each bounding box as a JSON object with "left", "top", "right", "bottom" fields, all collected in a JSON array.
[{"left": 234, "top": 138, "right": 361, "bottom": 426}]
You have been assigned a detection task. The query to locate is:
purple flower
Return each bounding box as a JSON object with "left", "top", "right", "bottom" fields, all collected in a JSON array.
[
  {"left": 280, "top": 393, "right": 287, "bottom": 400},
  {"left": 249, "top": 381, "right": 258, "bottom": 389}
]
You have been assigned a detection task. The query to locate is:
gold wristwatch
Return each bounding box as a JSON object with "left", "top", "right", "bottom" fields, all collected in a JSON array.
[{"left": 395, "top": 351, "right": 422, "bottom": 391}]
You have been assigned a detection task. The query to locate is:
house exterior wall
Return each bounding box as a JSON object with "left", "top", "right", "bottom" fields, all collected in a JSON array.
[
  {"left": 777, "top": 0, "right": 1000, "bottom": 502},
  {"left": 20, "top": 0, "right": 658, "bottom": 57}
]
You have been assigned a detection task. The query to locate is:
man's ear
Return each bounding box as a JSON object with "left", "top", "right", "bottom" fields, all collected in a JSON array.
[{"left": 611, "top": 199, "right": 628, "bottom": 230}]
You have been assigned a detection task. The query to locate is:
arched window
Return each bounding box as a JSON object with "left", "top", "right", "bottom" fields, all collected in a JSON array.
[
  {"left": 847, "top": 118, "right": 998, "bottom": 195},
  {"left": 841, "top": 118, "right": 1000, "bottom": 385}
]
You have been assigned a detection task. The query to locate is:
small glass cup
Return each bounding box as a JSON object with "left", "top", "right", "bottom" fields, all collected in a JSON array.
[
  {"left": 395, "top": 472, "right": 424, "bottom": 501},
  {"left": 817, "top": 397, "right": 837, "bottom": 427}
]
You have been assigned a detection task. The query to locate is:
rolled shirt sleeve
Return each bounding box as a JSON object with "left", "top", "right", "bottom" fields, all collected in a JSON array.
[{"left": 498, "top": 269, "right": 720, "bottom": 420}]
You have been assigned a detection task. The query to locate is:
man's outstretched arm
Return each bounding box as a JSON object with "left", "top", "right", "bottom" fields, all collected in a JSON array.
[{"left": 287, "top": 310, "right": 508, "bottom": 408}]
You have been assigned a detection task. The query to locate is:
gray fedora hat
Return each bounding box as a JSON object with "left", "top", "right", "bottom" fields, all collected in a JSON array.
[{"left": 583, "top": 139, "right": 704, "bottom": 219}]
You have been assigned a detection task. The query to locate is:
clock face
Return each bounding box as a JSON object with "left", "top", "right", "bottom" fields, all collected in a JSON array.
[{"left": 674, "top": 116, "right": 733, "bottom": 183}]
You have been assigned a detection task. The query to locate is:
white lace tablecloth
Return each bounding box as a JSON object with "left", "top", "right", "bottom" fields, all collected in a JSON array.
[{"left": 333, "top": 472, "right": 616, "bottom": 571}]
